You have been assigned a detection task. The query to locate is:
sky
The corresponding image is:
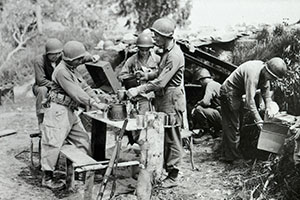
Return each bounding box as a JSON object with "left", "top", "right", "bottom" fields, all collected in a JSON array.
[{"left": 188, "top": 0, "right": 300, "bottom": 30}]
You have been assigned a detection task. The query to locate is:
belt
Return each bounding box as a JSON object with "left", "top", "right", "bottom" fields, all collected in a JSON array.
[{"left": 49, "top": 92, "right": 79, "bottom": 110}]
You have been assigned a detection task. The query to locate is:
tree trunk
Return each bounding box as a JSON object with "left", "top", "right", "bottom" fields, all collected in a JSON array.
[{"left": 136, "top": 112, "right": 165, "bottom": 200}]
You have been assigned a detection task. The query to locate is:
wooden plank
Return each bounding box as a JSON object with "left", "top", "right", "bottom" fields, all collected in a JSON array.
[
  {"left": 75, "top": 164, "right": 107, "bottom": 173},
  {"left": 0, "top": 129, "right": 17, "bottom": 138},
  {"left": 75, "top": 160, "right": 139, "bottom": 173},
  {"left": 66, "top": 159, "right": 75, "bottom": 190},
  {"left": 61, "top": 144, "right": 97, "bottom": 167}
]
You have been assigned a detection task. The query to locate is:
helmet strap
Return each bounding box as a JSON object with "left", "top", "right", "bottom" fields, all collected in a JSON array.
[{"left": 265, "top": 63, "right": 280, "bottom": 79}]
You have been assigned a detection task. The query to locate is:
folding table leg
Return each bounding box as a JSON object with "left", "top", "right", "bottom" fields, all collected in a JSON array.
[{"left": 84, "top": 171, "right": 95, "bottom": 200}]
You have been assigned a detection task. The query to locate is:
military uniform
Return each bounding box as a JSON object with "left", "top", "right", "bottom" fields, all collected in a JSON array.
[
  {"left": 118, "top": 51, "right": 160, "bottom": 114},
  {"left": 220, "top": 60, "right": 272, "bottom": 161},
  {"left": 32, "top": 54, "right": 61, "bottom": 124},
  {"left": 138, "top": 39, "right": 186, "bottom": 173},
  {"left": 192, "top": 80, "right": 221, "bottom": 136},
  {"left": 41, "top": 60, "right": 99, "bottom": 171}
]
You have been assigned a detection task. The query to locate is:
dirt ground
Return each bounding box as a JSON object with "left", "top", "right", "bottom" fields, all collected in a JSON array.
[{"left": 0, "top": 90, "right": 248, "bottom": 200}]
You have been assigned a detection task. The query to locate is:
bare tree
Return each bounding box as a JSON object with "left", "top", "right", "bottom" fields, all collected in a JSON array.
[{"left": 1, "top": 0, "right": 38, "bottom": 66}]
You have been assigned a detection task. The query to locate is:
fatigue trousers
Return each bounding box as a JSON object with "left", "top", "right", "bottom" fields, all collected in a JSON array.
[
  {"left": 193, "top": 105, "right": 222, "bottom": 132},
  {"left": 220, "top": 89, "right": 243, "bottom": 161},
  {"left": 41, "top": 102, "right": 91, "bottom": 172},
  {"left": 155, "top": 87, "right": 186, "bottom": 173},
  {"left": 32, "top": 85, "right": 48, "bottom": 124}
]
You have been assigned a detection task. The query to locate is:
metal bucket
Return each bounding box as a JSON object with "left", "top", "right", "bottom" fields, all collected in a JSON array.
[
  {"left": 108, "top": 103, "right": 127, "bottom": 121},
  {"left": 257, "top": 122, "right": 289, "bottom": 153},
  {"left": 123, "top": 74, "right": 138, "bottom": 90}
]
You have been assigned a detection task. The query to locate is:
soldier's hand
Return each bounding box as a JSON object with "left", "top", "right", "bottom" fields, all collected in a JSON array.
[
  {"left": 295, "top": 130, "right": 300, "bottom": 140},
  {"left": 92, "top": 102, "right": 109, "bottom": 111},
  {"left": 256, "top": 120, "right": 264, "bottom": 130},
  {"left": 265, "top": 108, "right": 275, "bottom": 119},
  {"left": 290, "top": 125, "right": 300, "bottom": 140},
  {"left": 135, "top": 70, "right": 147, "bottom": 80},
  {"left": 127, "top": 87, "right": 139, "bottom": 99},
  {"left": 92, "top": 55, "right": 100, "bottom": 62}
]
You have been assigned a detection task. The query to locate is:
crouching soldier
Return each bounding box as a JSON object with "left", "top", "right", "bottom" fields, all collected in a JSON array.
[
  {"left": 191, "top": 68, "right": 222, "bottom": 139},
  {"left": 32, "top": 38, "right": 63, "bottom": 129},
  {"left": 41, "top": 41, "right": 108, "bottom": 189}
]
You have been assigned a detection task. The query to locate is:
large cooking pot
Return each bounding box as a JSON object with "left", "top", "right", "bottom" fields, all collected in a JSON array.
[
  {"left": 122, "top": 74, "right": 138, "bottom": 90},
  {"left": 108, "top": 103, "right": 127, "bottom": 121}
]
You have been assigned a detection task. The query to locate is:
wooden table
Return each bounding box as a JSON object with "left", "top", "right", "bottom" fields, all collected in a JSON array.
[
  {"left": 84, "top": 110, "right": 165, "bottom": 200},
  {"left": 84, "top": 110, "right": 141, "bottom": 131},
  {"left": 83, "top": 110, "right": 142, "bottom": 161}
]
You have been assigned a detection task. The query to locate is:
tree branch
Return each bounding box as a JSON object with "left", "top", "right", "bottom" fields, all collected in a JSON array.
[
  {"left": 2, "top": 21, "right": 38, "bottom": 66},
  {"left": 12, "top": 31, "right": 20, "bottom": 44},
  {"left": 5, "top": 44, "right": 26, "bottom": 63}
]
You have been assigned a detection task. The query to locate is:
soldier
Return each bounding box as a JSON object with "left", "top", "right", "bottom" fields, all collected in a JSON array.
[
  {"left": 41, "top": 41, "right": 108, "bottom": 189},
  {"left": 118, "top": 32, "right": 160, "bottom": 144},
  {"left": 127, "top": 17, "right": 186, "bottom": 188},
  {"left": 191, "top": 68, "right": 222, "bottom": 139},
  {"left": 220, "top": 57, "right": 287, "bottom": 163},
  {"left": 119, "top": 32, "right": 160, "bottom": 113},
  {"left": 32, "top": 38, "right": 63, "bottom": 129}
]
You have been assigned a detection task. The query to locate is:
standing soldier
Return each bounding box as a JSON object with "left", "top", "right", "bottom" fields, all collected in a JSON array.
[
  {"left": 41, "top": 41, "right": 108, "bottom": 189},
  {"left": 191, "top": 68, "right": 222, "bottom": 139},
  {"left": 32, "top": 38, "right": 63, "bottom": 129},
  {"left": 220, "top": 57, "right": 287, "bottom": 163},
  {"left": 127, "top": 17, "right": 186, "bottom": 188},
  {"left": 118, "top": 32, "right": 160, "bottom": 114}
]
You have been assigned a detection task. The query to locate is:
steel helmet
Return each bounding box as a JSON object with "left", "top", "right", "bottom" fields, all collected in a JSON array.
[
  {"left": 136, "top": 33, "right": 154, "bottom": 48},
  {"left": 265, "top": 57, "right": 287, "bottom": 79},
  {"left": 63, "top": 41, "right": 87, "bottom": 62},
  {"left": 195, "top": 68, "right": 211, "bottom": 81},
  {"left": 150, "top": 17, "right": 176, "bottom": 38},
  {"left": 45, "top": 38, "right": 63, "bottom": 54}
]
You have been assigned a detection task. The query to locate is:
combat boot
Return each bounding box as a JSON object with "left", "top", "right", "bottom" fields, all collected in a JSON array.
[
  {"left": 42, "top": 171, "right": 64, "bottom": 190},
  {"left": 161, "top": 169, "right": 179, "bottom": 188}
]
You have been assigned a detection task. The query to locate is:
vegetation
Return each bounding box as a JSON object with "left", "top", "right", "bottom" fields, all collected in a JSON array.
[
  {"left": 118, "top": 0, "right": 192, "bottom": 31},
  {"left": 231, "top": 24, "right": 300, "bottom": 199},
  {"left": 0, "top": 1, "right": 299, "bottom": 199},
  {"left": 0, "top": 0, "right": 191, "bottom": 86}
]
